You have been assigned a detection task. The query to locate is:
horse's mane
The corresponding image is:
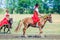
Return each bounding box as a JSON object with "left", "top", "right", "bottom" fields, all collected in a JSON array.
[{"left": 43, "top": 14, "right": 48, "bottom": 19}]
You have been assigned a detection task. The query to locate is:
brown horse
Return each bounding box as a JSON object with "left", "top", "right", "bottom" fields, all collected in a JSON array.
[
  {"left": 15, "top": 14, "right": 52, "bottom": 37},
  {"left": 0, "top": 18, "right": 13, "bottom": 33}
]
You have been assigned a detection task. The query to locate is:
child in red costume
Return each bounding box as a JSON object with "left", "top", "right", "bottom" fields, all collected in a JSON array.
[
  {"left": 32, "top": 3, "right": 41, "bottom": 26},
  {"left": 0, "top": 10, "right": 10, "bottom": 27}
]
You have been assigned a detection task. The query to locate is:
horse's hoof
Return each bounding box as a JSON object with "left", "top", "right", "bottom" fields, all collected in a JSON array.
[
  {"left": 23, "top": 35, "right": 28, "bottom": 38},
  {"left": 40, "top": 35, "right": 46, "bottom": 38},
  {"left": 8, "top": 32, "right": 11, "bottom": 34},
  {"left": 38, "top": 34, "right": 46, "bottom": 38},
  {"left": 44, "top": 35, "right": 46, "bottom": 37},
  {"left": 7, "top": 31, "right": 11, "bottom": 34}
]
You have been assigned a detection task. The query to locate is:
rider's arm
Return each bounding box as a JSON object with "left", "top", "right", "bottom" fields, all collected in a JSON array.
[
  {"left": 35, "top": 8, "right": 42, "bottom": 17},
  {"left": 38, "top": 11, "right": 42, "bottom": 17}
]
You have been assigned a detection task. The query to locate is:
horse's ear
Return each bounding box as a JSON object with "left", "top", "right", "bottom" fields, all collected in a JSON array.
[{"left": 49, "top": 14, "right": 51, "bottom": 16}]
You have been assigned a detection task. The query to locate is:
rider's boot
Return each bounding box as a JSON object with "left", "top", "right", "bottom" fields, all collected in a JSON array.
[{"left": 36, "top": 23, "right": 38, "bottom": 27}]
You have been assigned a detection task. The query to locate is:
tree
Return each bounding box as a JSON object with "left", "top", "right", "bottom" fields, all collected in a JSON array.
[
  {"left": 5, "top": 0, "right": 60, "bottom": 14},
  {"left": 53, "top": 0, "right": 60, "bottom": 14},
  {"left": 6, "top": 0, "right": 16, "bottom": 14}
]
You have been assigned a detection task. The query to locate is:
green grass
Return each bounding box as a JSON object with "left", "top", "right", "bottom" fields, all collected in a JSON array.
[{"left": 0, "top": 14, "right": 60, "bottom": 35}]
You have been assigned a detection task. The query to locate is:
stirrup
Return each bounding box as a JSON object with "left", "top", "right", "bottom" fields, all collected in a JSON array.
[{"left": 36, "top": 23, "right": 38, "bottom": 27}]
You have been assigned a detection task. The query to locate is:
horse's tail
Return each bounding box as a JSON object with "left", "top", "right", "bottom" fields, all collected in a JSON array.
[{"left": 15, "top": 20, "right": 23, "bottom": 32}]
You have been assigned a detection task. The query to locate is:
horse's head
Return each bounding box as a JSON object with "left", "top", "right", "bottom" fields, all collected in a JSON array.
[
  {"left": 9, "top": 18, "right": 13, "bottom": 25},
  {"left": 44, "top": 14, "right": 52, "bottom": 23},
  {"left": 9, "top": 18, "right": 13, "bottom": 28},
  {"left": 8, "top": 18, "right": 13, "bottom": 29}
]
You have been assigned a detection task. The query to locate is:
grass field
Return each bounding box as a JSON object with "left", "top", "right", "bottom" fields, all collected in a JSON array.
[{"left": 0, "top": 14, "right": 60, "bottom": 40}]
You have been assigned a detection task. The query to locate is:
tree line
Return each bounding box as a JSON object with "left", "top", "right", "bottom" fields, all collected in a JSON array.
[{"left": 5, "top": 0, "right": 60, "bottom": 14}]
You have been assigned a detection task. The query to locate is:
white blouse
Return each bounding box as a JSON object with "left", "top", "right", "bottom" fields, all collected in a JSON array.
[{"left": 35, "top": 7, "right": 39, "bottom": 14}]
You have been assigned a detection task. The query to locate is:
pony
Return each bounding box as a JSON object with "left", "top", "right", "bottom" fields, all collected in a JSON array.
[
  {"left": 0, "top": 18, "right": 13, "bottom": 33},
  {"left": 15, "top": 14, "right": 52, "bottom": 37}
]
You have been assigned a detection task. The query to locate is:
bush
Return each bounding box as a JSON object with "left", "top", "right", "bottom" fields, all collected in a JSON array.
[{"left": 0, "top": 8, "right": 5, "bottom": 14}]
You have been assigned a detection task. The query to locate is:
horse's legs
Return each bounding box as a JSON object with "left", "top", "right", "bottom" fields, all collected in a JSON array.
[
  {"left": 7, "top": 27, "right": 10, "bottom": 33},
  {"left": 23, "top": 27, "right": 26, "bottom": 35},
  {"left": 23, "top": 24, "right": 28, "bottom": 37},
  {"left": 0, "top": 27, "right": 3, "bottom": 32},
  {"left": 7, "top": 25, "right": 10, "bottom": 33},
  {"left": 39, "top": 26, "right": 43, "bottom": 34},
  {"left": 23, "top": 27, "right": 28, "bottom": 37},
  {"left": 39, "top": 26, "right": 46, "bottom": 38},
  {"left": 38, "top": 22, "right": 45, "bottom": 38},
  {"left": 4, "top": 26, "right": 6, "bottom": 33}
]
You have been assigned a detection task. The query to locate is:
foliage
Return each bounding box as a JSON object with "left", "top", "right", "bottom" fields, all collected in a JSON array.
[
  {"left": 5, "top": 0, "right": 60, "bottom": 14},
  {"left": 0, "top": 8, "right": 5, "bottom": 14}
]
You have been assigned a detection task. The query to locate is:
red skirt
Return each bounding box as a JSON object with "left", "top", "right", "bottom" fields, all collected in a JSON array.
[
  {"left": 0, "top": 17, "right": 9, "bottom": 27},
  {"left": 32, "top": 11, "right": 40, "bottom": 24}
]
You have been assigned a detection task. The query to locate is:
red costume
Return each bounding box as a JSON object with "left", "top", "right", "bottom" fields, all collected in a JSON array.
[
  {"left": 32, "top": 4, "right": 40, "bottom": 24},
  {"left": 0, "top": 13, "right": 9, "bottom": 27},
  {"left": 32, "top": 10, "right": 40, "bottom": 24}
]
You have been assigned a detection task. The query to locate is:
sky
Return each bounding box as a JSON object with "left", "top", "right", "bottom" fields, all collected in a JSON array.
[{"left": 0, "top": 0, "right": 6, "bottom": 8}]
